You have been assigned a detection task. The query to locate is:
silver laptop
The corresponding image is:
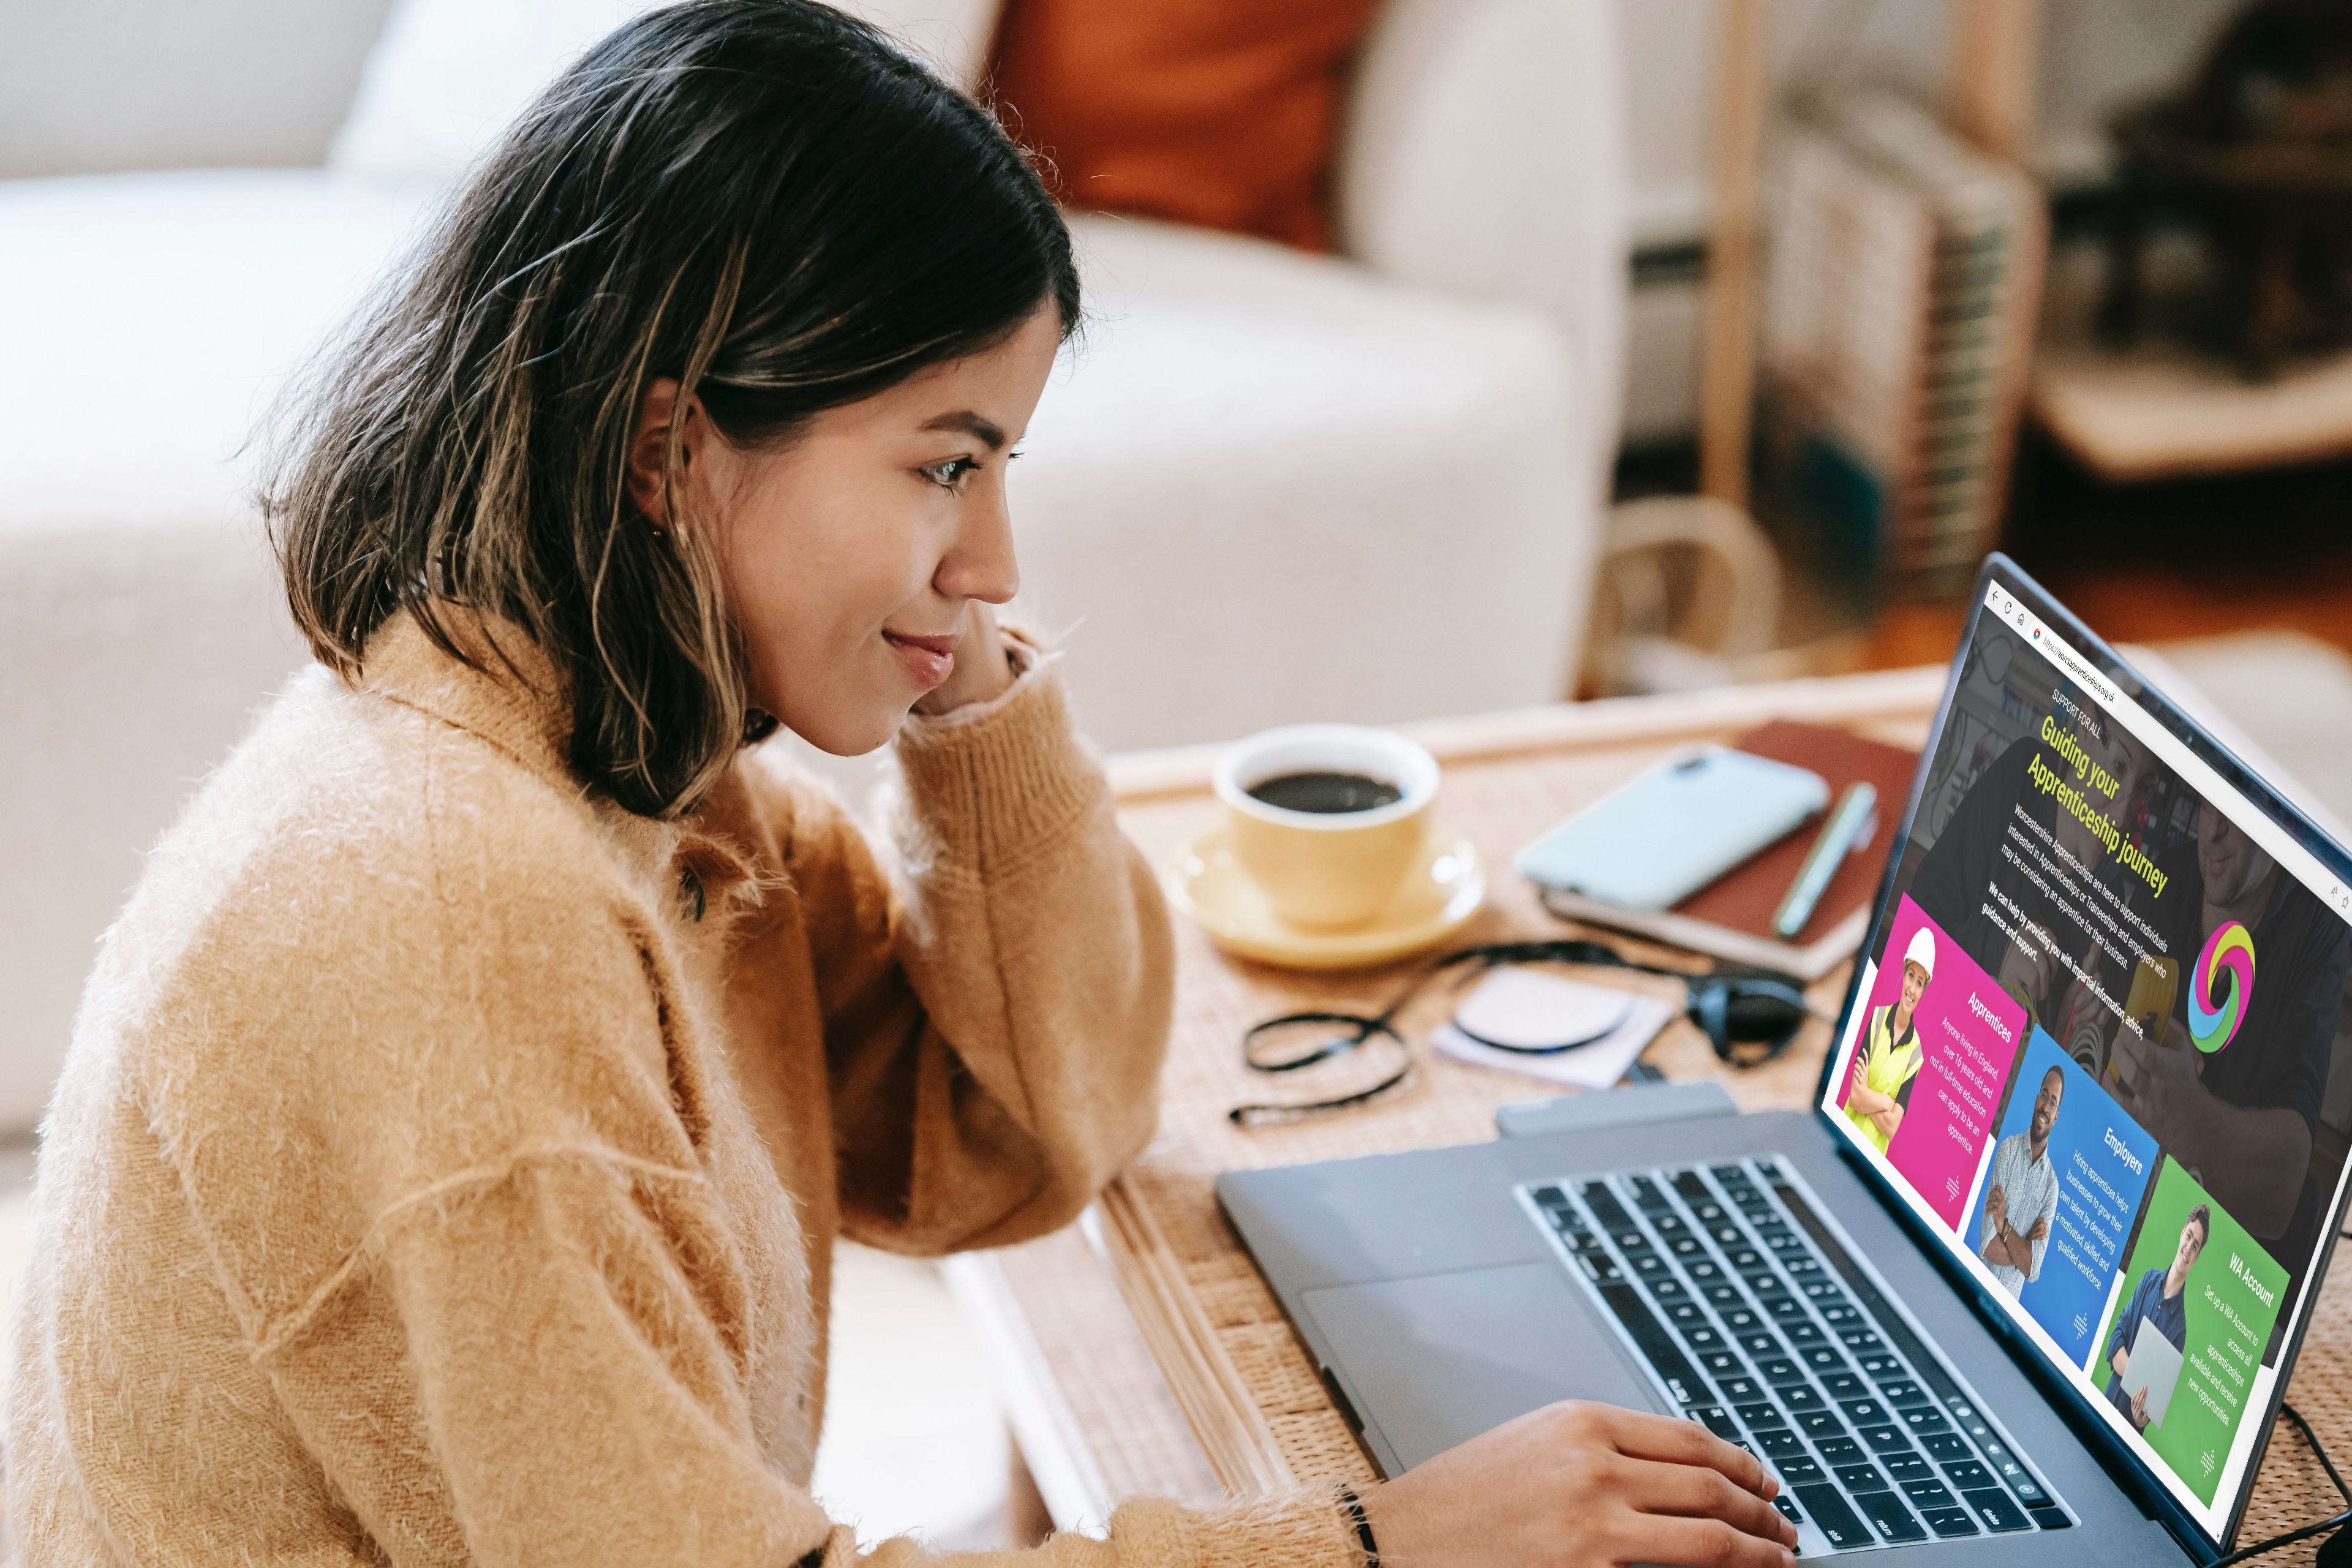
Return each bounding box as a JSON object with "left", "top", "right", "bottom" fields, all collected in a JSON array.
[{"left": 1220, "top": 556, "right": 2352, "bottom": 1561}]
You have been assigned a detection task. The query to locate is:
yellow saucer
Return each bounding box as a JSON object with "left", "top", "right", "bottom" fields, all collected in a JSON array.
[{"left": 1163, "top": 825, "right": 1485, "bottom": 970}]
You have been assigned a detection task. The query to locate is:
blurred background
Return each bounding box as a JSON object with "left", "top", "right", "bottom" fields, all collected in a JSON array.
[{"left": 4, "top": 0, "right": 2350, "bottom": 1548}]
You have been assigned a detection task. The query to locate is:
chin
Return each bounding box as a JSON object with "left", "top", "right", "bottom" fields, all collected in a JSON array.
[{"left": 783, "top": 701, "right": 912, "bottom": 758}]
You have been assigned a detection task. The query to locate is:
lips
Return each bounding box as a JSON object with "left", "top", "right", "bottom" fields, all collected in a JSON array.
[{"left": 883, "top": 628, "right": 957, "bottom": 689}]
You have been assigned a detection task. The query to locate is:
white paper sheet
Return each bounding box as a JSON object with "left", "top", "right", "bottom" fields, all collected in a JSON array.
[{"left": 1430, "top": 968, "right": 1674, "bottom": 1090}]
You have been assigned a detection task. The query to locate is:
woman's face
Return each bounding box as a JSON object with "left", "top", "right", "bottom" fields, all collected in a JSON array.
[{"left": 631, "top": 303, "right": 1062, "bottom": 755}]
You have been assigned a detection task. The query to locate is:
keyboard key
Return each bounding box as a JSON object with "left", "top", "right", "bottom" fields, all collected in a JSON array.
[
  {"left": 1902, "top": 1481, "right": 1956, "bottom": 1511},
  {"left": 1854, "top": 1490, "right": 1928, "bottom": 1542},
  {"left": 1757, "top": 1429, "right": 1806, "bottom": 1459},
  {"left": 1879, "top": 1379, "right": 1928, "bottom": 1407},
  {"left": 1835, "top": 1462, "right": 1888, "bottom": 1492},
  {"left": 1578, "top": 1183, "right": 1634, "bottom": 1230},
  {"left": 1836, "top": 1398, "right": 1888, "bottom": 1425},
  {"left": 1758, "top": 1358, "right": 1807, "bottom": 1386},
  {"left": 1628, "top": 1175, "right": 1672, "bottom": 1213},
  {"left": 1800, "top": 1279, "right": 1844, "bottom": 1303},
  {"left": 1728, "top": 1248, "right": 1766, "bottom": 1271},
  {"left": 1784, "top": 1322, "right": 1825, "bottom": 1346},
  {"left": 1721, "top": 1378, "right": 1764, "bottom": 1403},
  {"left": 1664, "top": 1300, "right": 1706, "bottom": 1328},
  {"left": 1765, "top": 1297, "right": 1809, "bottom": 1322},
  {"left": 1613, "top": 1230, "right": 1652, "bottom": 1253},
  {"left": 1648, "top": 1278, "right": 1687, "bottom": 1302},
  {"left": 1630, "top": 1253, "right": 1672, "bottom": 1278},
  {"left": 1859, "top": 1425, "right": 1912, "bottom": 1453},
  {"left": 1962, "top": 1488, "right": 2034, "bottom": 1532},
  {"left": 1796, "top": 1410, "right": 1846, "bottom": 1442},
  {"left": 1855, "top": 1351, "right": 1905, "bottom": 1379},
  {"left": 1710, "top": 1164, "right": 1749, "bottom": 1186},
  {"left": 1745, "top": 1273, "right": 1790, "bottom": 1301},
  {"left": 1736, "top": 1402, "right": 1785, "bottom": 1430},
  {"left": 1698, "top": 1279, "right": 1738, "bottom": 1303},
  {"left": 1923, "top": 1506, "right": 1981, "bottom": 1538},
  {"left": 1791, "top": 1484, "right": 1869, "bottom": 1550},
  {"left": 1781, "top": 1385, "right": 1825, "bottom": 1412},
  {"left": 1738, "top": 1332, "right": 1784, "bottom": 1358},
  {"left": 1651, "top": 1213, "right": 1688, "bottom": 1237},
  {"left": 1694, "top": 1406, "right": 1740, "bottom": 1440},
  {"left": 1692, "top": 1201, "right": 1727, "bottom": 1224},
  {"left": 1941, "top": 1460, "right": 1994, "bottom": 1490},
  {"left": 1820, "top": 1372, "right": 1864, "bottom": 1400},
  {"left": 1698, "top": 1349, "right": 1744, "bottom": 1378},
  {"left": 1839, "top": 1330, "right": 1885, "bottom": 1354},
  {"left": 1901, "top": 1407, "right": 1950, "bottom": 1436},
  {"left": 1883, "top": 1452, "right": 1934, "bottom": 1483},
  {"left": 1773, "top": 1493, "right": 1804, "bottom": 1526},
  {"left": 1681, "top": 1325, "right": 1725, "bottom": 1351},
  {"left": 1672, "top": 1169, "right": 1711, "bottom": 1203},
  {"left": 1531, "top": 1185, "right": 1568, "bottom": 1210},
  {"left": 1922, "top": 1434, "right": 1970, "bottom": 1462},
  {"left": 1819, "top": 1303, "right": 1864, "bottom": 1329},
  {"left": 1668, "top": 1235, "right": 1705, "bottom": 1257},
  {"left": 1777, "top": 1456, "right": 1825, "bottom": 1484},
  {"left": 2007, "top": 1469, "right": 2049, "bottom": 1506},
  {"left": 1815, "top": 1436, "right": 1863, "bottom": 1464},
  {"left": 1578, "top": 1254, "right": 1623, "bottom": 1283},
  {"left": 1751, "top": 1159, "right": 1783, "bottom": 1181},
  {"left": 1782, "top": 1256, "right": 1823, "bottom": 1278},
  {"left": 1721, "top": 1307, "right": 1764, "bottom": 1333},
  {"left": 1765, "top": 1231, "right": 1807, "bottom": 1253},
  {"left": 1592, "top": 1282, "right": 1711, "bottom": 1407},
  {"left": 1687, "top": 1259, "right": 1724, "bottom": 1281},
  {"left": 1802, "top": 1346, "right": 1847, "bottom": 1373},
  {"left": 1709, "top": 1224, "right": 1744, "bottom": 1246}
]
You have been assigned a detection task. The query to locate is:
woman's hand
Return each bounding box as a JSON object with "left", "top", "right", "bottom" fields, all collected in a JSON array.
[
  {"left": 1360, "top": 1401, "right": 1798, "bottom": 1568},
  {"left": 912, "top": 600, "right": 1016, "bottom": 716}
]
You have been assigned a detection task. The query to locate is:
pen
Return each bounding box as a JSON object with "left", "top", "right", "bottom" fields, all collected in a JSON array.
[{"left": 1773, "top": 782, "right": 1878, "bottom": 940}]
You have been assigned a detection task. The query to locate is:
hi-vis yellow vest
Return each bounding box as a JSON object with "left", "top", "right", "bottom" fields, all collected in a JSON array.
[{"left": 1845, "top": 1004, "right": 1921, "bottom": 1154}]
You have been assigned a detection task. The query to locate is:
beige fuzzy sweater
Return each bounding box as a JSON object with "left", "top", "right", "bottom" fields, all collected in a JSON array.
[{"left": 6, "top": 613, "right": 1359, "bottom": 1568}]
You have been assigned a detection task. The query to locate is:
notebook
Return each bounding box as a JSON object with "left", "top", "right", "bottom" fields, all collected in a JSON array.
[{"left": 1533, "top": 719, "right": 1921, "bottom": 979}]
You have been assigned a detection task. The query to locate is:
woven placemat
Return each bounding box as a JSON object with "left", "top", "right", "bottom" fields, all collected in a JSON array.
[{"left": 1104, "top": 691, "right": 2352, "bottom": 1562}]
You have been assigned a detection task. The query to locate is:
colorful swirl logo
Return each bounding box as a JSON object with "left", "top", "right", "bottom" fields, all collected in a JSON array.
[{"left": 2188, "top": 921, "right": 2256, "bottom": 1054}]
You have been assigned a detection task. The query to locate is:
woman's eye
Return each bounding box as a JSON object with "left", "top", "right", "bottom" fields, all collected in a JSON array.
[{"left": 921, "top": 458, "right": 979, "bottom": 491}]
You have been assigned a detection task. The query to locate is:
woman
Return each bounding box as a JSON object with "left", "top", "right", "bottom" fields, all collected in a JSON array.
[
  {"left": 1845, "top": 926, "right": 1936, "bottom": 1152},
  {"left": 6, "top": 6, "right": 1796, "bottom": 1566}
]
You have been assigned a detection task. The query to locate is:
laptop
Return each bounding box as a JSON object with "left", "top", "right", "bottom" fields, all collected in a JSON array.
[{"left": 1219, "top": 556, "right": 2352, "bottom": 1562}]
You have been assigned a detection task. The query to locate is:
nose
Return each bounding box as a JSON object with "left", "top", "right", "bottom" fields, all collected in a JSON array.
[{"left": 933, "top": 471, "right": 1020, "bottom": 605}]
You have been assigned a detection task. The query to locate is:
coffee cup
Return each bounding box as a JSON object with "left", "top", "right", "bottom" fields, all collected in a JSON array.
[{"left": 1212, "top": 724, "right": 1440, "bottom": 930}]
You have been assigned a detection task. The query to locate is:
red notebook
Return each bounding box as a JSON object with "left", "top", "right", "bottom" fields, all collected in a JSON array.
[{"left": 1536, "top": 720, "right": 1922, "bottom": 979}]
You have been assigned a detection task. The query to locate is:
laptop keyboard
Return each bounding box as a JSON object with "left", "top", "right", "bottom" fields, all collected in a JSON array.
[{"left": 1520, "top": 1156, "right": 2070, "bottom": 1553}]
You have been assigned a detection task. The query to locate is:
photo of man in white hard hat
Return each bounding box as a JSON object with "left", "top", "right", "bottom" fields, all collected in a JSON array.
[{"left": 1844, "top": 924, "right": 1937, "bottom": 1154}]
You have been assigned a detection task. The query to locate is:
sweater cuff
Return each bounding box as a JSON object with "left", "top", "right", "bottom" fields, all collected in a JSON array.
[
  {"left": 1106, "top": 1491, "right": 1363, "bottom": 1568},
  {"left": 890, "top": 643, "right": 1100, "bottom": 873}
]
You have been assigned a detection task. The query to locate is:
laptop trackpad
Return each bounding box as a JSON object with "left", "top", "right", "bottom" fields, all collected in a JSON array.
[{"left": 1303, "top": 1262, "right": 1659, "bottom": 1472}]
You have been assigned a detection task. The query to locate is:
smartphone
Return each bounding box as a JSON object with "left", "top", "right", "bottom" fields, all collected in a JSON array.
[{"left": 1514, "top": 746, "right": 1830, "bottom": 911}]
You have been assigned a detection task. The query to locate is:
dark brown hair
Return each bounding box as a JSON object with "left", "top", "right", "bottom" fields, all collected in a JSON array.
[{"left": 263, "top": 0, "right": 1079, "bottom": 816}]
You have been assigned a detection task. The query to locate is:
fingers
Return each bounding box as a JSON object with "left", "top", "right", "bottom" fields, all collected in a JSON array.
[
  {"left": 1602, "top": 1409, "right": 1771, "bottom": 1494},
  {"left": 1623, "top": 1514, "right": 1796, "bottom": 1568},
  {"left": 1623, "top": 1454, "right": 1800, "bottom": 1547}
]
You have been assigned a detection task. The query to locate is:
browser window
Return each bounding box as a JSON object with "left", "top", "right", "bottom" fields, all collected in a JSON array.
[{"left": 1821, "top": 578, "right": 2352, "bottom": 1539}]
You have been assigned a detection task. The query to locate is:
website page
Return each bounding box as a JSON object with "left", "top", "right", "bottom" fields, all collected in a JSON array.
[{"left": 1821, "top": 580, "right": 2352, "bottom": 1539}]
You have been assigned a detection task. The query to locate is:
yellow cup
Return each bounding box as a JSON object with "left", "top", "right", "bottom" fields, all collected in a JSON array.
[{"left": 1212, "top": 725, "right": 1439, "bottom": 930}]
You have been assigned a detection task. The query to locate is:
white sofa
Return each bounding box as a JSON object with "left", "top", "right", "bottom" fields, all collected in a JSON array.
[{"left": 0, "top": 0, "right": 1626, "bottom": 1132}]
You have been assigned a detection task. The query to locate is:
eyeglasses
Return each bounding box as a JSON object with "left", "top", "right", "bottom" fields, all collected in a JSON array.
[{"left": 1231, "top": 938, "right": 1823, "bottom": 1126}]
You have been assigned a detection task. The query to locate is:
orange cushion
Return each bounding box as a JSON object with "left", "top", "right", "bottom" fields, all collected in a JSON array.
[{"left": 986, "top": 0, "right": 1382, "bottom": 252}]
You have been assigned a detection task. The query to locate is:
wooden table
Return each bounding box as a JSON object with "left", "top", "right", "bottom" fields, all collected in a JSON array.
[{"left": 943, "top": 671, "right": 2352, "bottom": 1561}]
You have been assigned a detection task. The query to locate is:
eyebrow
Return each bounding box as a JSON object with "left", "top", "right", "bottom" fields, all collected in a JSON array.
[{"left": 920, "top": 410, "right": 1008, "bottom": 450}]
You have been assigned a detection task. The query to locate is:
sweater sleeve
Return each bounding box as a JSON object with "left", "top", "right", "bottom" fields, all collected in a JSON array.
[{"left": 774, "top": 649, "right": 1177, "bottom": 1254}]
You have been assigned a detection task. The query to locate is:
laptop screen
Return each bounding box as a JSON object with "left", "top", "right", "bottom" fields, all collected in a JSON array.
[{"left": 1818, "top": 569, "right": 2352, "bottom": 1544}]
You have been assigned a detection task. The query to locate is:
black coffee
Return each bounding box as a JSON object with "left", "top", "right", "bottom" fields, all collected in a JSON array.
[{"left": 1246, "top": 771, "right": 1403, "bottom": 815}]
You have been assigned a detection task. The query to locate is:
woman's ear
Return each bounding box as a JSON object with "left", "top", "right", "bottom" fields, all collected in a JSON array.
[{"left": 627, "top": 377, "right": 688, "bottom": 531}]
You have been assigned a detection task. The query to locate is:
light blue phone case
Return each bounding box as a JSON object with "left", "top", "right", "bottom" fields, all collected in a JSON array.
[{"left": 1512, "top": 745, "right": 1830, "bottom": 911}]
